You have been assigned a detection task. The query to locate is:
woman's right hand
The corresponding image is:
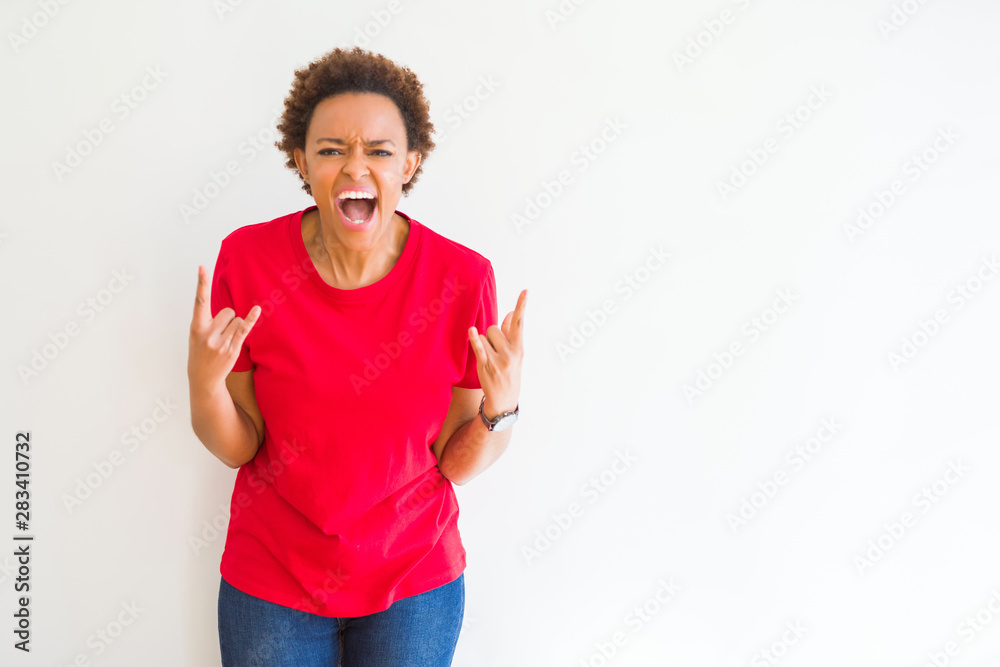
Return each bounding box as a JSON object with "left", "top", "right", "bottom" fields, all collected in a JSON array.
[{"left": 188, "top": 265, "right": 261, "bottom": 394}]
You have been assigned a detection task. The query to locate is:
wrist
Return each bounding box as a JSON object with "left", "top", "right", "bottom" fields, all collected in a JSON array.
[
  {"left": 482, "top": 397, "right": 517, "bottom": 421},
  {"left": 190, "top": 379, "right": 228, "bottom": 405}
]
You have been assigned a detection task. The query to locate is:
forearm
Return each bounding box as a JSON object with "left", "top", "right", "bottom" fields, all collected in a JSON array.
[
  {"left": 190, "top": 384, "right": 260, "bottom": 469},
  {"left": 437, "top": 413, "right": 513, "bottom": 486}
]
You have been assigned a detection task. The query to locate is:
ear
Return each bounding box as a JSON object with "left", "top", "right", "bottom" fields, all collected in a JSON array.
[
  {"left": 293, "top": 147, "right": 309, "bottom": 183},
  {"left": 403, "top": 150, "right": 421, "bottom": 183}
]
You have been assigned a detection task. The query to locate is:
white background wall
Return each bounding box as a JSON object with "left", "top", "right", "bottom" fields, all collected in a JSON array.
[{"left": 2, "top": 0, "right": 1000, "bottom": 665}]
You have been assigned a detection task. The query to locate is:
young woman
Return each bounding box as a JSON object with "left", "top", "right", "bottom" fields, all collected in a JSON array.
[{"left": 187, "top": 46, "right": 526, "bottom": 666}]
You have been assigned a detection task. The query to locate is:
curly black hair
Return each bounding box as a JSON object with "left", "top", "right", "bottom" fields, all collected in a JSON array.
[{"left": 274, "top": 46, "right": 436, "bottom": 197}]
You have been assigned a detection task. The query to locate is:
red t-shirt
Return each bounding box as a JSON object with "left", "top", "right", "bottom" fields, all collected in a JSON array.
[{"left": 209, "top": 204, "right": 497, "bottom": 617}]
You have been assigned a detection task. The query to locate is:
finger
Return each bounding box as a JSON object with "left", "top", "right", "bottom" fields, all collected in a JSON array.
[
  {"left": 469, "top": 326, "right": 493, "bottom": 378},
  {"left": 484, "top": 324, "right": 510, "bottom": 361},
  {"left": 469, "top": 327, "right": 489, "bottom": 374},
  {"left": 501, "top": 309, "right": 514, "bottom": 339},
  {"left": 489, "top": 292, "right": 527, "bottom": 356},
  {"left": 217, "top": 306, "right": 260, "bottom": 346},
  {"left": 193, "top": 265, "right": 212, "bottom": 328},
  {"left": 211, "top": 306, "right": 237, "bottom": 338},
  {"left": 507, "top": 289, "right": 527, "bottom": 350},
  {"left": 468, "top": 326, "right": 483, "bottom": 360},
  {"left": 226, "top": 305, "right": 261, "bottom": 355}
]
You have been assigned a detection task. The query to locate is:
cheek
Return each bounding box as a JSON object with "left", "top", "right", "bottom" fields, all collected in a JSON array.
[
  {"left": 378, "top": 166, "right": 406, "bottom": 188},
  {"left": 309, "top": 162, "right": 337, "bottom": 182}
]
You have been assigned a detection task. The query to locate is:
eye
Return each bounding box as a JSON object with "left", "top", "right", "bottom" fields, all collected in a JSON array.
[{"left": 317, "top": 149, "right": 393, "bottom": 156}]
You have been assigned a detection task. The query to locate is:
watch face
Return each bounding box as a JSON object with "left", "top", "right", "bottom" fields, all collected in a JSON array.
[
  {"left": 480, "top": 397, "right": 518, "bottom": 431},
  {"left": 491, "top": 413, "right": 517, "bottom": 432}
]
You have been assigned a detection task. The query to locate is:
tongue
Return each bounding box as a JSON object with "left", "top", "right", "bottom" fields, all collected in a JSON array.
[{"left": 342, "top": 199, "right": 374, "bottom": 222}]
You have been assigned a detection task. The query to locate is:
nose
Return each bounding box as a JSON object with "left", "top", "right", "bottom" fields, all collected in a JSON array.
[{"left": 342, "top": 145, "right": 370, "bottom": 180}]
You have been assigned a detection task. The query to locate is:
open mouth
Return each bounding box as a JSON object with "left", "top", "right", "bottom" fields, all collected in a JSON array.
[{"left": 336, "top": 193, "right": 377, "bottom": 225}]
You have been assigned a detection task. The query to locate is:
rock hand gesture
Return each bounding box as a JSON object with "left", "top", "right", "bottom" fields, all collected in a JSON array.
[{"left": 187, "top": 265, "right": 261, "bottom": 390}]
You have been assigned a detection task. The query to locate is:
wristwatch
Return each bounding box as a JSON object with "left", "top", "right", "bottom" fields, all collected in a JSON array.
[{"left": 479, "top": 396, "right": 519, "bottom": 432}]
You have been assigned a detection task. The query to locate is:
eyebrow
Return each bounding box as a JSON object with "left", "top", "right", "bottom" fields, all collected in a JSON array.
[{"left": 315, "top": 138, "right": 397, "bottom": 147}]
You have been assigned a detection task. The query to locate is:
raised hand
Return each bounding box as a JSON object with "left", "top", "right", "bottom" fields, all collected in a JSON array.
[
  {"left": 188, "top": 265, "right": 261, "bottom": 392},
  {"left": 468, "top": 289, "right": 526, "bottom": 417}
]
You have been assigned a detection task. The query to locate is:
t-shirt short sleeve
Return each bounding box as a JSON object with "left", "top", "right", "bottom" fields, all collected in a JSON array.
[
  {"left": 456, "top": 261, "right": 499, "bottom": 389},
  {"left": 209, "top": 241, "right": 253, "bottom": 372}
]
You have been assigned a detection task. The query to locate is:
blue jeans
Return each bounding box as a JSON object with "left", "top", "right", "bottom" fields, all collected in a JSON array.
[{"left": 218, "top": 573, "right": 464, "bottom": 666}]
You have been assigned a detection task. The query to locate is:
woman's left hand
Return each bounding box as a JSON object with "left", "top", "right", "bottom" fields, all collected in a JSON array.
[{"left": 469, "top": 289, "right": 527, "bottom": 418}]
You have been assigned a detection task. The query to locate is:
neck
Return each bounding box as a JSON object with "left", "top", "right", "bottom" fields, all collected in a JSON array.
[{"left": 305, "top": 208, "right": 408, "bottom": 289}]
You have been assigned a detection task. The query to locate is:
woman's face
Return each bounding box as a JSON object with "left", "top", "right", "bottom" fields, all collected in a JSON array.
[{"left": 293, "top": 92, "right": 421, "bottom": 246}]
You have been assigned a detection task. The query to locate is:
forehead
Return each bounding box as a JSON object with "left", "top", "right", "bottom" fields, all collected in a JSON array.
[{"left": 307, "top": 92, "right": 405, "bottom": 141}]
